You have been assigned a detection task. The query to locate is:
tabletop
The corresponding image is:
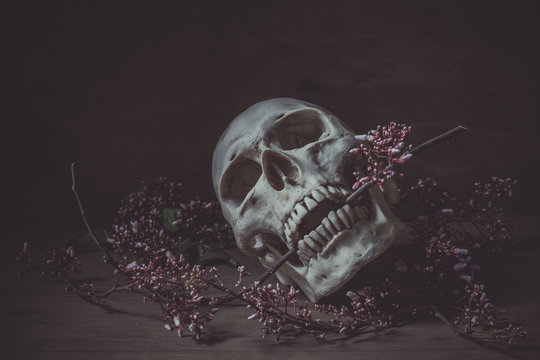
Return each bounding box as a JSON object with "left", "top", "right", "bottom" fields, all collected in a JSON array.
[{"left": 2, "top": 215, "right": 539, "bottom": 360}]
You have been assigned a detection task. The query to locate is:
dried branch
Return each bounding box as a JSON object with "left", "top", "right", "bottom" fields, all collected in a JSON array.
[{"left": 70, "top": 162, "right": 120, "bottom": 268}]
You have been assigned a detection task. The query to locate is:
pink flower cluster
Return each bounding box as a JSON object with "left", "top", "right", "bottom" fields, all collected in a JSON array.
[
  {"left": 236, "top": 268, "right": 402, "bottom": 339},
  {"left": 111, "top": 178, "right": 233, "bottom": 263},
  {"left": 496, "top": 324, "right": 528, "bottom": 347},
  {"left": 16, "top": 241, "right": 103, "bottom": 303},
  {"left": 108, "top": 178, "right": 235, "bottom": 338},
  {"left": 349, "top": 122, "right": 412, "bottom": 190},
  {"left": 119, "top": 247, "right": 221, "bottom": 339},
  {"left": 41, "top": 245, "right": 80, "bottom": 279},
  {"left": 468, "top": 177, "right": 519, "bottom": 251},
  {"left": 395, "top": 176, "right": 526, "bottom": 345},
  {"left": 317, "top": 279, "right": 400, "bottom": 334},
  {"left": 241, "top": 282, "right": 301, "bottom": 339},
  {"left": 454, "top": 284, "right": 498, "bottom": 332}
]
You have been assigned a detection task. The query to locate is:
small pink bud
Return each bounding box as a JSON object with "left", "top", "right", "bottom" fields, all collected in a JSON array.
[
  {"left": 359, "top": 176, "right": 370, "bottom": 184},
  {"left": 165, "top": 251, "right": 176, "bottom": 262},
  {"left": 130, "top": 220, "right": 139, "bottom": 233},
  {"left": 66, "top": 246, "right": 74, "bottom": 256},
  {"left": 397, "top": 153, "right": 413, "bottom": 164},
  {"left": 453, "top": 248, "right": 468, "bottom": 255},
  {"left": 289, "top": 286, "right": 297, "bottom": 297}
]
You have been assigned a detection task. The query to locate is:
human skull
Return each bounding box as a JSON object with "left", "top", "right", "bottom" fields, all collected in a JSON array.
[{"left": 212, "top": 98, "right": 403, "bottom": 302}]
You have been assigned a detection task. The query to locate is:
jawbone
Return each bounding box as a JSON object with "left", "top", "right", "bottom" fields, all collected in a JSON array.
[{"left": 264, "top": 187, "right": 403, "bottom": 302}]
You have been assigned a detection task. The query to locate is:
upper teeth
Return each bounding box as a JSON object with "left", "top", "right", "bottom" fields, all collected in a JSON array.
[
  {"left": 304, "top": 197, "right": 317, "bottom": 210},
  {"left": 283, "top": 184, "right": 373, "bottom": 264}
]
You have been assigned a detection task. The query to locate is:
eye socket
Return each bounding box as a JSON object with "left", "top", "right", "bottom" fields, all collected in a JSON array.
[
  {"left": 220, "top": 158, "right": 262, "bottom": 206},
  {"left": 275, "top": 110, "right": 325, "bottom": 150}
]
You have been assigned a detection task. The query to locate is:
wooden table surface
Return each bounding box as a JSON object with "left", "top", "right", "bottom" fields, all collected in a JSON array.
[{"left": 2, "top": 215, "right": 539, "bottom": 360}]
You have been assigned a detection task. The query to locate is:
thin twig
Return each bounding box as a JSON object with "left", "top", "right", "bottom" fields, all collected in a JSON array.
[
  {"left": 252, "top": 247, "right": 297, "bottom": 286},
  {"left": 435, "top": 310, "right": 494, "bottom": 344},
  {"left": 215, "top": 247, "right": 298, "bottom": 303},
  {"left": 71, "top": 162, "right": 120, "bottom": 268},
  {"left": 102, "top": 284, "right": 132, "bottom": 298}
]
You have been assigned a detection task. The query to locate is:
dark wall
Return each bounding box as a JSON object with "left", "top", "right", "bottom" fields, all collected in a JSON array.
[{"left": 6, "top": 1, "right": 540, "bottom": 245}]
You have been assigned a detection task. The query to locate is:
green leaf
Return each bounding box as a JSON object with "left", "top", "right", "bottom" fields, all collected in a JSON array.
[
  {"left": 177, "top": 238, "right": 192, "bottom": 255},
  {"left": 163, "top": 208, "right": 182, "bottom": 232},
  {"left": 202, "top": 244, "right": 240, "bottom": 268},
  {"left": 196, "top": 244, "right": 205, "bottom": 264}
]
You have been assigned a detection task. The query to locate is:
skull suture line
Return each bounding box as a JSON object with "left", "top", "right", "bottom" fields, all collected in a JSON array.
[{"left": 212, "top": 98, "right": 404, "bottom": 302}]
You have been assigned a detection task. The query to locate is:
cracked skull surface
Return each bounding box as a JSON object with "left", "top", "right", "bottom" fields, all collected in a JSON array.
[{"left": 212, "top": 98, "right": 403, "bottom": 302}]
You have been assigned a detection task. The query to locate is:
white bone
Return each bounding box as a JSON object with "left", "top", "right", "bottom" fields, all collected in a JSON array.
[{"left": 212, "top": 98, "right": 403, "bottom": 302}]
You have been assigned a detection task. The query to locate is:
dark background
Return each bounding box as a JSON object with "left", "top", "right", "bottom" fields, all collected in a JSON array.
[
  {"left": 3, "top": 2, "right": 540, "bottom": 358},
  {"left": 5, "top": 0, "right": 540, "bottom": 250}
]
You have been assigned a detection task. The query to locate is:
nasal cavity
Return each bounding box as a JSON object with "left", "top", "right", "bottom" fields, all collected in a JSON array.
[{"left": 261, "top": 150, "right": 299, "bottom": 191}]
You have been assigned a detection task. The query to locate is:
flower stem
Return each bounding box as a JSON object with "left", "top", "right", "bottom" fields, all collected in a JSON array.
[{"left": 71, "top": 163, "right": 120, "bottom": 268}]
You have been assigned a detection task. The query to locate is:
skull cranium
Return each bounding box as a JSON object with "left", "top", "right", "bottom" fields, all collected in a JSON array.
[{"left": 212, "top": 98, "right": 403, "bottom": 302}]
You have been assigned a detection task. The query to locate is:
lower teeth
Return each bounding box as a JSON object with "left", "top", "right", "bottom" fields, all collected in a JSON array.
[{"left": 297, "top": 201, "right": 374, "bottom": 260}]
